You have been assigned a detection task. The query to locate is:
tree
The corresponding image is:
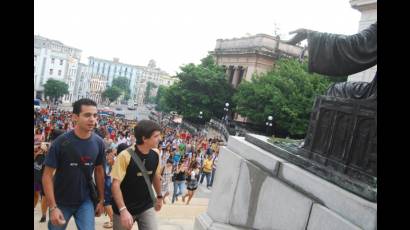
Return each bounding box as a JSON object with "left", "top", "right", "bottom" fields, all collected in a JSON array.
[
  {"left": 233, "top": 58, "right": 336, "bottom": 137},
  {"left": 156, "top": 54, "right": 235, "bottom": 122},
  {"left": 112, "top": 77, "right": 131, "bottom": 103},
  {"left": 43, "top": 78, "right": 69, "bottom": 102},
  {"left": 144, "top": 82, "right": 157, "bottom": 104},
  {"left": 155, "top": 85, "right": 167, "bottom": 110},
  {"left": 102, "top": 86, "right": 122, "bottom": 103},
  {"left": 112, "top": 77, "right": 130, "bottom": 92}
]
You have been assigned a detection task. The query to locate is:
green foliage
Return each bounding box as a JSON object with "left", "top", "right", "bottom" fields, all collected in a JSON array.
[
  {"left": 144, "top": 82, "right": 157, "bottom": 104},
  {"left": 112, "top": 77, "right": 131, "bottom": 103},
  {"left": 233, "top": 58, "right": 333, "bottom": 136},
  {"left": 102, "top": 86, "right": 122, "bottom": 103},
  {"left": 112, "top": 77, "right": 130, "bottom": 92},
  {"left": 43, "top": 78, "right": 69, "bottom": 101},
  {"left": 156, "top": 54, "right": 235, "bottom": 121}
]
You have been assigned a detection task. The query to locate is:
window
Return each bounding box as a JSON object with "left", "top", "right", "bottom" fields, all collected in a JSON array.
[
  {"left": 49, "top": 69, "right": 53, "bottom": 75},
  {"left": 60, "top": 59, "right": 63, "bottom": 65},
  {"left": 58, "top": 70, "right": 62, "bottom": 76},
  {"left": 51, "top": 58, "right": 55, "bottom": 64}
]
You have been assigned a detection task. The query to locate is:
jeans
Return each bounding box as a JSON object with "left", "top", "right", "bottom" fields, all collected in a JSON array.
[
  {"left": 209, "top": 168, "right": 216, "bottom": 187},
  {"left": 104, "top": 176, "right": 112, "bottom": 206},
  {"left": 172, "top": 180, "right": 185, "bottom": 203},
  {"left": 113, "top": 207, "right": 158, "bottom": 230},
  {"left": 48, "top": 198, "right": 94, "bottom": 230},
  {"left": 200, "top": 172, "right": 211, "bottom": 187}
]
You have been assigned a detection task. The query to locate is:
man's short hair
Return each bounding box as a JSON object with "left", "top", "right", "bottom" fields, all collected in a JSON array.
[
  {"left": 117, "top": 143, "right": 129, "bottom": 154},
  {"left": 134, "top": 120, "right": 161, "bottom": 145},
  {"left": 72, "top": 98, "right": 97, "bottom": 115}
]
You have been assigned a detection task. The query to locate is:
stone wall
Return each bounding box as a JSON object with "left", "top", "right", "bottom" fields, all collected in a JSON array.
[{"left": 195, "top": 135, "right": 377, "bottom": 230}]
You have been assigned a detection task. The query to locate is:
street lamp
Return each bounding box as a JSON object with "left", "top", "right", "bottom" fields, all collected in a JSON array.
[
  {"left": 223, "top": 102, "right": 230, "bottom": 124},
  {"left": 266, "top": 115, "right": 273, "bottom": 136}
]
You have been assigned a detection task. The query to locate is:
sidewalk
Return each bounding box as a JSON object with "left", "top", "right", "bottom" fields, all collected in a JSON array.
[
  {"left": 34, "top": 183, "right": 211, "bottom": 230},
  {"left": 34, "top": 197, "right": 208, "bottom": 230}
]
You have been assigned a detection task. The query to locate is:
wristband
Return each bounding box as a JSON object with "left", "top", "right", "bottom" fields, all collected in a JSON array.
[
  {"left": 157, "top": 195, "right": 163, "bottom": 199},
  {"left": 49, "top": 206, "right": 58, "bottom": 212},
  {"left": 119, "top": 206, "right": 127, "bottom": 212}
]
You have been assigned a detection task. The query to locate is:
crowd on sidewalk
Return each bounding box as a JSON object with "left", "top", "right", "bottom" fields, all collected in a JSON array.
[{"left": 34, "top": 100, "right": 223, "bottom": 229}]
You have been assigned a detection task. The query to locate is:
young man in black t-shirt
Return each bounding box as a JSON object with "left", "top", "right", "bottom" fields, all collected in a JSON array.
[
  {"left": 111, "top": 120, "right": 163, "bottom": 230},
  {"left": 42, "top": 99, "right": 105, "bottom": 230}
]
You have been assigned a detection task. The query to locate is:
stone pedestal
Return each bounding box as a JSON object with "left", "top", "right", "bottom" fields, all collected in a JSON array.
[{"left": 194, "top": 135, "right": 377, "bottom": 230}]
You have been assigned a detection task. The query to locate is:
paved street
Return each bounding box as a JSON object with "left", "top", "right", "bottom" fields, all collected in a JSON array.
[{"left": 58, "top": 103, "right": 150, "bottom": 121}]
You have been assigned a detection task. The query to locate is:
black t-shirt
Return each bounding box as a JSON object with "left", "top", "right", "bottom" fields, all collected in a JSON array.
[
  {"left": 112, "top": 147, "right": 159, "bottom": 216},
  {"left": 44, "top": 131, "right": 105, "bottom": 206},
  {"left": 175, "top": 169, "right": 186, "bottom": 181}
]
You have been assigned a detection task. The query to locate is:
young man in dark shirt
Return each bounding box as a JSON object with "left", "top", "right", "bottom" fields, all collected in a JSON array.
[
  {"left": 42, "top": 99, "right": 105, "bottom": 230},
  {"left": 111, "top": 120, "right": 163, "bottom": 230}
]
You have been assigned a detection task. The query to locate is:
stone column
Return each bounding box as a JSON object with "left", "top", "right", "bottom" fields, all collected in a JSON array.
[
  {"left": 238, "top": 66, "right": 245, "bottom": 86},
  {"left": 242, "top": 67, "right": 248, "bottom": 82},
  {"left": 232, "top": 67, "right": 240, "bottom": 88},
  {"left": 226, "top": 66, "right": 232, "bottom": 83}
]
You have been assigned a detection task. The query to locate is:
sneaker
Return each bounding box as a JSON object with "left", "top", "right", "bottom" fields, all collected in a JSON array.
[{"left": 39, "top": 216, "right": 46, "bottom": 223}]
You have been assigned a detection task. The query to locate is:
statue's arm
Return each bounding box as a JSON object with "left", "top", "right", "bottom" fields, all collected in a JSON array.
[{"left": 307, "top": 22, "right": 377, "bottom": 76}]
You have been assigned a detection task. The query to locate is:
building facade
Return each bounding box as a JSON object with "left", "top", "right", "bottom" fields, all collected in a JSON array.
[
  {"left": 87, "top": 57, "right": 141, "bottom": 100},
  {"left": 73, "top": 63, "right": 91, "bottom": 101},
  {"left": 211, "top": 34, "right": 306, "bottom": 122},
  {"left": 87, "top": 57, "right": 172, "bottom": 105},
  {"left": 34, "top": 35, "right": 82, "bottom": 101},
  {"left": 211, "top": 34, "right": 306, "bottom": 89},
  {"left": 88, "top": 74, "right": 108, "bottom": 104},
  {"left": 133, "top": 60, "right": 174, "bottom": 105}
]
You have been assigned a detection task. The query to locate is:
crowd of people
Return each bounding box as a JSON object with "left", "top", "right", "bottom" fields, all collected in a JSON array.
[{"left": 34, "top": 99, "right": 223, "bottom": 229}]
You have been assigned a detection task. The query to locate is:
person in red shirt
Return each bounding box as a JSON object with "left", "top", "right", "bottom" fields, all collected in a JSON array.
[{"left": 110, "top": 130, "right": 116, "bottom": 141}]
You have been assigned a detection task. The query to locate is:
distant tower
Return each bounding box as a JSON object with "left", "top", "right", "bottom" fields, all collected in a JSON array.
[{"left": 148, "top": 60, "right": 156, "bottom": 68}]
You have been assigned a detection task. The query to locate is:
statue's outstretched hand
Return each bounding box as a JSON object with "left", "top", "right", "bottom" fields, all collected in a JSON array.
[{"left": 286, "top": 28, "right": 312, "bottom": 45}]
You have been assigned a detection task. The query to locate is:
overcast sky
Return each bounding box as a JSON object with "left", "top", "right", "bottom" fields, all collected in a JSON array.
[{"left": 34, "top": 0, "right": 361, "bottom": 75}]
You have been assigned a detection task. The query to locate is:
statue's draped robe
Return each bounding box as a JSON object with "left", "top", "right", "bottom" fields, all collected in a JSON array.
[{"left": 307, "top": 22, "right": 377, "bottom": 99}]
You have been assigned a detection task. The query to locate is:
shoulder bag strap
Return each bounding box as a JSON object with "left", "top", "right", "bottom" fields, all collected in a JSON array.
[{"left": 126, "top": 147, "right": 157, "bottom": 203}]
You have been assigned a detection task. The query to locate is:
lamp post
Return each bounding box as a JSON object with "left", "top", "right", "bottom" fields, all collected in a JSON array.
[
  {"left": 223, "top": 102, "right": 230, "bottom": 125},
  {"left": 266, "top": 115, "right": 273, "bottom": 136}
]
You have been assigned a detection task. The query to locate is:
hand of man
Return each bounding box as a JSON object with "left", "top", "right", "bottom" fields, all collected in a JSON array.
[
  {"left": 95, "top": 201, "right": 104, "bottom": 217},
  {"left": 49, "top": 208, "right": 66, "bottom": 226},
  {"left": 287, "top": 28, "right": 312, "bottom": 45},
  {"left": 154, "top": 198, "right": 163, "bottom": 211},
  {"left": 120, "top": 209, "right": 134, "bottom": 230}
]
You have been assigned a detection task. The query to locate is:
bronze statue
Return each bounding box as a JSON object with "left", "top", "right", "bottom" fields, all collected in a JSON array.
[{"left": 287, "top": 22, "right": 377, "bottom": 99}]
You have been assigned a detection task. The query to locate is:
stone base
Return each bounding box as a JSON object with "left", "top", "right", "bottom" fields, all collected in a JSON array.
[
  {"left": 195, "top": 135, "right": 376, "bottom": 230},
  {"left": 194, "top": 213, "right": 248, "bottom": 230},
  {"left": 245, "top": 133, "right": 377, "bottom": 202}
]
